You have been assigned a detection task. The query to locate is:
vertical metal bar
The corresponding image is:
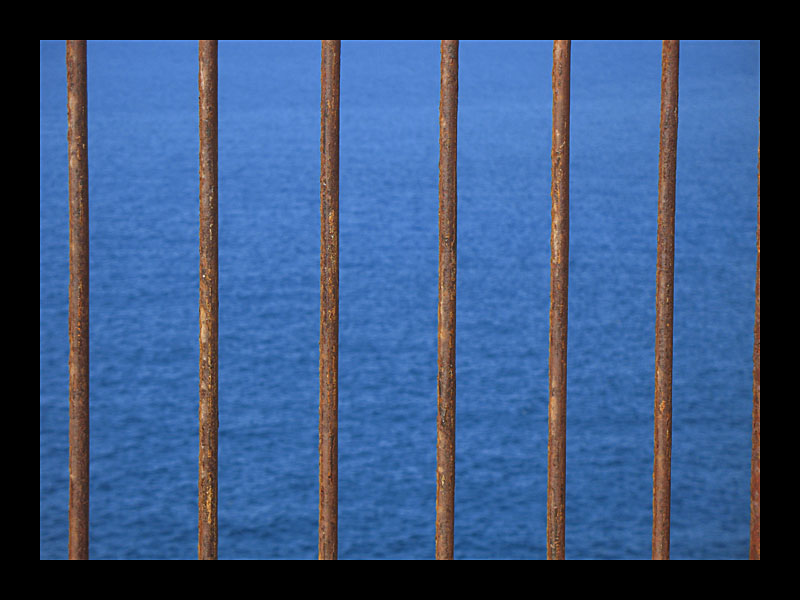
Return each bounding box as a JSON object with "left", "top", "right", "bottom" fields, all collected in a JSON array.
[
  {"left": 546, "top": 39, "right": 571, "bottom": 561},
  {"left": 749, "top": 117, "right": 760, "bottom": 560},
  {"left": 198, "top": 39, "right": 219, "bottom": 561},
  {"left": 67, "top": 39, "right": 90, "bottom": 561},
  {"left": 652, "top": 39, "right": 679, "bottom": 561},
  {"left": 319, "top": 39, "right": 341, "bottom": 561},
  {"left": 436, "top": 39, "right": 459, "bottom": 561}
]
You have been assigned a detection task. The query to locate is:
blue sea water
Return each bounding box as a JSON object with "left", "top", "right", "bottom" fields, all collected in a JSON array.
[{"left": 40, "top": 40, "right": 760, "bottom": 560}]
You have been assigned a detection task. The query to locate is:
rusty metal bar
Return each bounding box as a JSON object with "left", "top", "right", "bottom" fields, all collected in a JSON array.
[
  {"left": 436, "top": 39, "right": 459, "bottom": 561},
  {"left": 198, "top": 39, "right": 219, "bottom": 561},
  {"left": 749, "top": 118, "right": 760, "bottom": 560},
  {"left": 67, "top": 39, "right": 90, "bottom": 561},
  {"left": 546, "top": 39, "right": 571, "bottom": 561},
  {"left": 652, "top": 39, "right": 679, "bottom": 561},
  {"left": 319, "top": 39, "right": 341, "bottom": 561}
]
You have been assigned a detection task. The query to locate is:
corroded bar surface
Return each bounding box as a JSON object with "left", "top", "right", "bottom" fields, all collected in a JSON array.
[
  {"left": 653, "top": 39, "right": 679, "bottom": 561},
  {"left": 547, "top": 39, "right": 570, "bottom": 561},
  {"left": 436, "top": 39, "right": 459, "bottom": 561},
  {"left": 750, "top": 119, "right": 760, "bottom": 560},
  {"left": 198, "top": 39, "right": 219, "bottom": 560},
  {"left": 67, "top": 39, "right": 90, "bottom": 561},
  {"left": 319, "top": 39, "right": 341, "bottom": 561}
]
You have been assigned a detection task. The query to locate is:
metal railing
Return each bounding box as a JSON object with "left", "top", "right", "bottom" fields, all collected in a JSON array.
[{"left": 63, "top": 39, "right": 760, "bottom": 560}]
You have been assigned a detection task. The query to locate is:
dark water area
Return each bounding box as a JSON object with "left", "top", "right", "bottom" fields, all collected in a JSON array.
[{"left": 40, "top": 40, "right": 760, "bottom": 559}]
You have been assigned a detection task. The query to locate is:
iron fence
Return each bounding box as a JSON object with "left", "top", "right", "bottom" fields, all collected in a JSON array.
[{"left": 62, "top": 39, "right": 760, "bottom": 560}]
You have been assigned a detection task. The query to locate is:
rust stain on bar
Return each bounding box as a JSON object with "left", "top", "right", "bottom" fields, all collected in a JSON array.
[
  {"left": 749, "top": 118, "right": 760, "bottom": 560},
  {"left": 67, "top": 39, "right": 90, "bottom": 561},
  {"left": 547, "top": 39, "right": 570, "bottom": 561},
  {"left": 319, "top": 39, "right": 341, "bottom": 561},
  {"left": 198, "top": 39, "right": 219, "bottom": 560},
  {"left": 652, "top": 39, "right": 679, "bottom": 561},
  {"left": 436, "top": 39, "right": 458, "bottom": 561}
]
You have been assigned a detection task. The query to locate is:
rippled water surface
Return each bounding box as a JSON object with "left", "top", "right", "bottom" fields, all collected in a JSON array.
[{"left": 40, "top": 40, "right": 760, "bottom": 559}]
